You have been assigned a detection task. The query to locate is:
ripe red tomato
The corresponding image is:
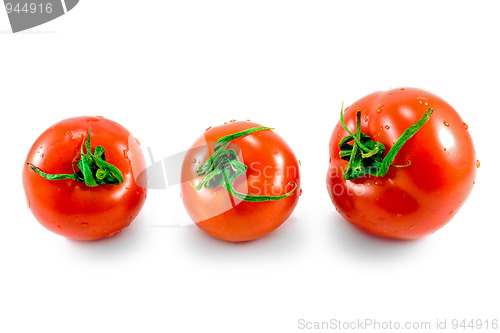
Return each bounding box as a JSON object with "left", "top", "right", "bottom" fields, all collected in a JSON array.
[
  {"left": 327, "top": 88, "right": 476, "bottom": 239},
  {"left": 23, "top": 116, "right": 147, "bottom": 241},
  {"left": 181, "top": 121, "right": 301, "bottom": 242}
]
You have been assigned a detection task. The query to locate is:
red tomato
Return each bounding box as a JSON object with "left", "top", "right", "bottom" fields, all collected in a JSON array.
[
  {"left": 23, "top": 116, "right": 147, "bottom": 241},
  {"left": 181, "top": 121, "right": 301, "bottom": 242},
  {"left": 326, "top": 88, "right": 476, "bottom": 239}
]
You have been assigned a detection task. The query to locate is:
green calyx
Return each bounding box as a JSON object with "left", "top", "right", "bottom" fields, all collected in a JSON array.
[
  {"left": 28, "top": 128, "right": 124, "bottom": 187},
  {"left": 191, "top": 126, "right": 297, "bottom": 202},
  {"left": 339, "top": 104, "right": 434, "bottom": 180}
]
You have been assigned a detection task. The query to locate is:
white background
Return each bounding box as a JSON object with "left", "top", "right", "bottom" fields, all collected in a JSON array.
[{"left": 1, "top": 1, "right": 499, "bottom": 332}]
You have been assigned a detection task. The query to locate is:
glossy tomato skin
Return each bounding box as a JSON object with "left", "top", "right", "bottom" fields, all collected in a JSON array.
[
  {"left": 327, "top": 88, "right": 476, "bottom": 239},
  {"left": 23, "top": 116, "right": 147, "bottom": 241},
  {"left": 181, "top": 121, "right": 301, "bottom": 242}
]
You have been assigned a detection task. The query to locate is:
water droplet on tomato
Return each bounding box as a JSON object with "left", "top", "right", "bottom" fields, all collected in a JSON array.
[
  {"left": 336, "top": 132, "right": 341, "bottom": 137},
  {"left": 299, "top": 188, "right": 303, "bottom": 196},
  {"left": 408, "top": 224, "right": 415, "bottom": 230},
  {"left": 246, "top": 119, "right": 251, "bottom": 122},
  {"left": 376, "top": 104, "right": 384, "bottom": 113},
  {"left": 205, "top": 126, "right": 212, "bottom": 132},
  {"left": 87, "top": 117, "right": 101, "bottom": 122},
  {"left": 123, "top": 148, "right": 129, "bottom": 159},
  {"left": 463, "top": 122, "right": 468, "bottom": 130},
  {"left": 449, "top": 210, "right": 454, "bottom": 215},
  {"left": 444, "top": 148, "right": 447, "bottom": 151},
  {"left": 443, "top": 121, "right": 449, "bottom": 127},
  {"left": 107, "top": 231, "right": 117, "bottom": 237},
  {"left": 473, "top": 181, "right": 476, "bottom": 185},
  {"left": 57, "top": 225, "right": 62, "bottom": 231},
  {"left": 363, "top": 113, "right": 369, "bottom": 122},
  {"left": 385, "top": 125, "right": 390, "bottom": 130},
  {"left": 135, "top": 138, "right": 141, "bottom": 146},
  {"left": 81, "top": 222, "right": 89, "bottom": 226},
  {"left": 224, "top": 122, "right": 228, "bottom": 125},
  {"left": 476, "top": 160, "right": 480, "bottom": 168},
  {"left": 400, "top": 88, "right": 405, "bottom": 90},
  {"left": 299, "top": 160, "right": 301, "bottom": 166},
  {"left": 417, "top": 97, "right": 429, "bottom": 106},
  {"left": 192, "top": 159, "right": 196, "bottom": 164},
  {"left": 230, "top": 119, "right": 237, "bottom": 123},
  {"left": 273, "top": 151, "right": 279, "bottom": 156}
]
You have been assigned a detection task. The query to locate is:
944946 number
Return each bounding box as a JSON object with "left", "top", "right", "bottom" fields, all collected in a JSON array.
[{"left": 5, "top": 2, "right": 53, "bottom": 14}]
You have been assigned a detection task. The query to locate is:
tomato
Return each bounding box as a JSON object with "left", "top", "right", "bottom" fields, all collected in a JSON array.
[
  {"left": 326, "top": 88, "right": 476, "bottom": 239},
  {"left": 23, "top": 116, "right": 147, "bottom": 241},
  {"left": 181, "top": 121, "right": 301, "bottom": 242}
]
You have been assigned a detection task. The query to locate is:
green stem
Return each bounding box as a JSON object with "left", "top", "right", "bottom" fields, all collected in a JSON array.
[
  {"left": 191, "top": 126, "right": 297, "bottom": 202},
  {"left": 28, "top": 128, "right": 124, "bottom": 187},
  {"left": 338, "top": 104, "right": 434, "bottom": 180}
]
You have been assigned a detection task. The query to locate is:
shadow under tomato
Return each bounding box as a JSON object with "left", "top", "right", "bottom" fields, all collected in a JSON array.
[
  {"left": 65, "top": 215, "right": 147, "bottom": 260},
  {"left": 180, "top": 215, "right": 305, "bottom": 261},
  {"left": 327, "top": 211, "right": 428, "bottom": 262}
]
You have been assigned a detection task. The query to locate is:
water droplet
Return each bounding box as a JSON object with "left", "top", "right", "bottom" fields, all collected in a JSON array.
[
  {"left": 135, "top": 138, "right": 141, "bottom": 146},
  {"left": 443, "top": 121, "right": 449, "bottom": 127},
  {"left": 123, "top": 148, "right": 129, "bottom": 159},
  {"left": 299, "top": 160, "right": 301, "bottom": 166},
  {"left": 417, "top": 97, "right": 429, "bottom": 106},
  {"left": 57, "top": 225, "right": 62, "bottom": 231},
  {"left": 329, "top": 157, "right": 332, "bottom": 163},
  {"left": 376, "top": 104, "right": 384, "bottom": 113},
  {"left": 87, "top": 117, "right": 102, "bottom": 122},
  {"left": 224, "top": 122, "right": 228, "bottom": 125},
  {"left": 230, "top": 119, "right": 237, "bottom": 123},
  {"left": 299, "top": 188, "right": 303, "bottom": 196},
  {"left": 385, "top": 125, "right": 390, "bottom": 130},
  {"left": 400, "top": 88, "right": 405, "bottom": 90},
  {"left": 246, "top": 119, "right": 251, "bottom": 122},
  {"left": 476, "top": 160, "right": 480, "bottom": 168},
  {"left": 473, "top": 181, "right": 476, "bottom": 185},
  {"left": 125, "top": 187, "right": 131, "bottom": 190},
  {"left": 273, "top": 151, "right": 279, "bottom": 156},
  {"left": 444, "top": 148, "right": 447, "bottom": 151},
  {"left": 363, "top": 114, "right": 369, "bottom": 122},
  {"left": 81, "top": 222, "right": 89, "bottom": 226},
  {"left": 336, "top": 132, "right": 341, "bottom": 137},
  {"left": 449, "top": 210, "right": 454, "bottom": 215},
  {"left": 380, "top": 126, "right": 384, "bottom": 131},
  {"left": 40, "top": 153, "right": 44, "bottom": 158},
  {"left": 192, "top": 159, "right": 197, "bottom": 164},
  {"left": 107, "top": 231, "right": 117, "bottom": 237},
  {"left": 408, "top": 224, "right": 415, "bottom": 230},
  {"left": 205, "top": 126, "right": 212, "bottom": 132}
]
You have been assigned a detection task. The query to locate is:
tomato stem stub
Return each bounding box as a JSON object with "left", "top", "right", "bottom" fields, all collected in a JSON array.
[
  {"left": 28, "top": 128, "right": 124, "bottom": 187},
  {"left": 339, "top": 104, "right": 434, "bottom": 180},
  {"left": 191, "top": 126, "right": 297, "bottom": 202}
]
